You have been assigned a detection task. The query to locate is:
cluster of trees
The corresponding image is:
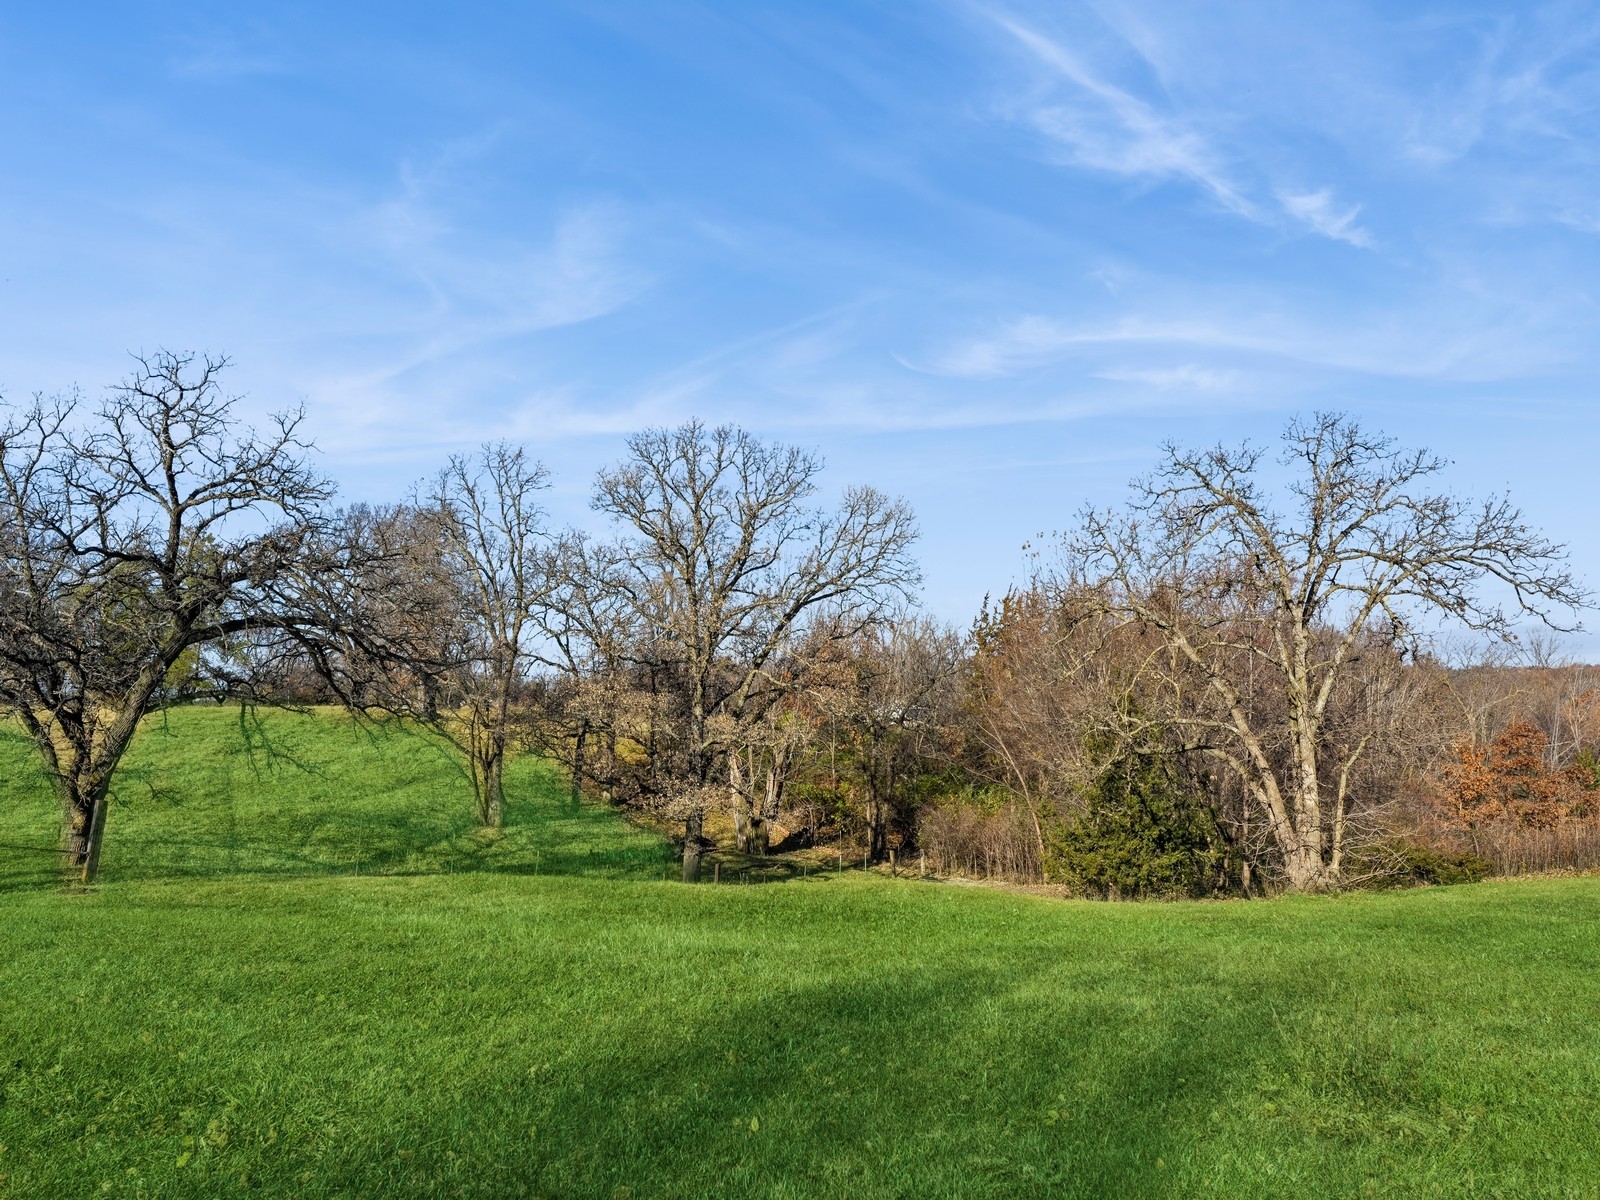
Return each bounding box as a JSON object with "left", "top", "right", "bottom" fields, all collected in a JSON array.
[
  {"left": 1419, "top": 659, "right": 1600, "bottom": 877},
  {"left": 1, "top": 353, "right": 1589, "bottom": 892},
  {"left": 953, "top": 593, "right": 1600, "bottom": 893},
  {"left": 0, "top": 355, "right": 918, "bottom": 882}
]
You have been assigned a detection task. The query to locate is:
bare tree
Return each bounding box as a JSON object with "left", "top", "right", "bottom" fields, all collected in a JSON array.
[
  {"left": 966, "top": 588, "right": 1131, "bottom": 871},
  {"left": 0, "top": 352, "right": 332, "bottom": 879},
  {"left": 532, "top": 530, "right": 646, "bottom": 810},
  {"left": 1061, "top": 412, "right": 1587, "bottom": 891},
  {"left": 427, "top": 446, "right": 554, "bottom": 827},
  {"left": 808, "top": 617, "right": 964, "bottom": 863},
  {"left": 730, "top": 700, "right": 813, "bottom": 856},
  {"left": 321, "top": 446, "right": 553, "bottom": 828},
  {"left": 590, "top": 420, "right": 920, "bottom": 881}
]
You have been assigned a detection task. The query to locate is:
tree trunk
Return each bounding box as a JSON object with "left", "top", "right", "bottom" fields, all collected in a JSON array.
[
  {"left": 1287, "top": 730, "right": 1337, "bottom": 891},
  {"left": 682, "top": 810, "right": 705, "bottom": 883},
  {"left": 747, "top": 766, "right": 780, "bottom": 858},
  {"left": 731, "top": 753, "right": 752, "bottom": 853},
  {"left": 1280, "top": 829, "right": 1333, "bottom": 891},
  {"left": 752, "top": 748, "right": 790, "bottom": 857},
  {"left": 866, "top": 786, "right": 887, "bottom": 863},
  {"left": 570, "top": 722, "right": 586, "bottom": 810},
  {"left": 56, "top": 678, "right": 163, "bottom": 882},
  {"left": 682, "top": 692, "right": 709, "bottom": 882},
  {"left": 64, "top": 777, "right": 111, "bottom": 882},
  {"left": 64, "top": 794, "right": 93, "bottom": 864},
  {"left": 1281, "top": 671, "right": 1339, "bottom": 891},
  {"left": 1236, "top": 759, "right": 1329, "bottom": 892},
  {"left": 478, "top": 750, "right": 505, "bottom": 828}
]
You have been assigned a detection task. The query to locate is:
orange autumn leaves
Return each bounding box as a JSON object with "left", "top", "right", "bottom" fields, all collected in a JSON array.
[{"left": 1436, "top": 719, "right": 1599, "bottom": 830}]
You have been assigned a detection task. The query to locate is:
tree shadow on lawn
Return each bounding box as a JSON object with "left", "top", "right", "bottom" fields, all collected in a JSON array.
[
  {"left": 2, "top": 934, "right": 1275, "bottom": 1199},
  {"left": 98, "top": 788, "right": 672, "bottom": 888},
  {"left": 0, "top": 726, "right": 675, "bottom": 892},
  {"left": 165, "top": 958, "right": 1268, "bottom": 1200},
  {"left": 336, "top": 927, "right": 1524, "bottom": 1199}
]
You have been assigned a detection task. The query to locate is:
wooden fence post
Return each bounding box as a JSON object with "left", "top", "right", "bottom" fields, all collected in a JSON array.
[{"left": 80, "top": 797, "right": 109, "bottom": 885}]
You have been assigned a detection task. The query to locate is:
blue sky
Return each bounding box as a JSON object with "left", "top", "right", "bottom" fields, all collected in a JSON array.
[{"left": 3, "top": 2, "right": 1598, "bottom": 646}]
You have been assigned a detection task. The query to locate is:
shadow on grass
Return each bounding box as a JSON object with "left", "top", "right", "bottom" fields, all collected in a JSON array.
[
  {"left": 701, "top": 853, "right": 815, "bottom": 885},
  {"left": 90, "top": 788, "right": 675, "bottom": 889},
  {"left": 0, "top": 708, "right": 886, "bottom": 895},
  {"left": 273, "top": 955, "right": 1267, "bottom": 1200},
  {"left": 0, "top": 712, "right": 676, "bottom": 893}
]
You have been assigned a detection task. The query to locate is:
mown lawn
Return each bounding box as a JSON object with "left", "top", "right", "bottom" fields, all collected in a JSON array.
[{"left": 2, "top": 708, "right": 1599, "bottom": 1198}]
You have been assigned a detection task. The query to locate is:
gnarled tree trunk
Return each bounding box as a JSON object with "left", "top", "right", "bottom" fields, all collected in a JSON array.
[
  {"left": 479, "top": 752, "right": 505, "bottom": 828},
  {"left": 63, "top": 775, "right": 112, "bottom": 881},
  {"left": 682, "top": 810, "right": 706, "bottom": 882}
]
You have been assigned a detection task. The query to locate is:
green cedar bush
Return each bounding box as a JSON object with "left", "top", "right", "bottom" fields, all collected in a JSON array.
[{"left": 1051, "top": 752, "right": 1226, "bottom": 899}]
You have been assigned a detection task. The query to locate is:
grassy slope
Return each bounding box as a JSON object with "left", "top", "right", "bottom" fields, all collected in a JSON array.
[
  {"left": 2, "top": 710, "right": 1599, "bottom": 1199},
  {"left": 0, "top": 706, "right": 671, "bottom": 889}
]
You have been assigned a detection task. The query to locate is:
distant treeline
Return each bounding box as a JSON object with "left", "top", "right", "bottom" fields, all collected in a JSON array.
[{"left": 1, "top": 352, "right": 1590, "bottom": 889}]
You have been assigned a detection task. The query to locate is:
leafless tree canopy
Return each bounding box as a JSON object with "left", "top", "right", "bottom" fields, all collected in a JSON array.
[
  {"left": 0, "top": 351, "right": 332, "bottom": 876},
  {"left": 1059, "top": 412, "right": 1588, "bottom": 890},
  {"left": 588, "top": 420, "right": 920, "bottom": 880},
  {"left": 300, "top": 446, "right": 555, "bottom": 828},
  {"left": 4, "top": 358, "right": 1590, "bottom": 897}
]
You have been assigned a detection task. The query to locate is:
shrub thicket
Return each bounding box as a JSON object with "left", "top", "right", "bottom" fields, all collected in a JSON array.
[{"left": 1050, "top": 752, "right": 1228, "bottom": 899}]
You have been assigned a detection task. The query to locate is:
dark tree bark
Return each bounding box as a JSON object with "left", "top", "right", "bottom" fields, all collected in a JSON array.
[
  {"left": 570, "top": 719, "right": 587, "bottom": 810},
  {"left": 681, "top": 810, "right": 707, "bottom": 883},
  {"left": 0, "top": 351, "right": 333, "bottom": 880}
]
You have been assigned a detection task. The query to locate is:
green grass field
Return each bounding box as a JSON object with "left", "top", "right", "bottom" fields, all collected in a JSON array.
[{"left": 3, "top": 708, "right": 1599, "bottom": 1198}]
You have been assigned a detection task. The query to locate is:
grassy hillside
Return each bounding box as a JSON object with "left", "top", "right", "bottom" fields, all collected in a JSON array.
[
  {"left": 0, "top": 706, "right": 673, "bottom": 888},
  {"left": 3, "top": 709, "right": 1600, "bottom": 1199}
]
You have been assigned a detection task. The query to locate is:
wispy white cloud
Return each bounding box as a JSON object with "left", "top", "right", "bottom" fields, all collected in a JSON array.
[
  {"left": 1553, "top": 207, "right": 1600, "bottom": 235},
  {"left": 1094, "top": 363, "right": 1241, "bottom": 391},
  {"left": 910, "top": 290, "right": 1584, "bottom": 386},
  {"left": 980, "top": 6, "right": 1378, "bottom": 248},
  {"left": 165, "top": 31, "right": 291, "bottom": 80},
  {"left": 898, "top": 314, "right": 1096, "bottom": 378},
  {"left": 907, "top": 313, "right": 1302, "bottom": 380},
  {"left": 1277, "top": 188, "right": 1374, "bottom": 247},
  {"left": 1400, "top": 10, "right": 1600, "bottom": 169},
  {"left": 307, "top": 150, "right": 652, "bottom": 427},
  {"left": 985, "top": 10, "right": 1258, "bottom": 219},
  {"left": 364, "top": 133, "right": 647, "bottom": 341}
]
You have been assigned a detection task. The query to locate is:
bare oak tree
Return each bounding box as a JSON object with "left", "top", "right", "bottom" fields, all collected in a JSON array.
[
  {"left": 426, "top": 446, "right": 554, "bottom": 827},
  {"left": 591, "top": 420, "right": 920, "bottom": 881},
  {"left": 808, "top": 618, "right": 964, "bottom": 863},
  {"left": 1062, "top": 412, "right": 1586, "bottom": 891},
  {"left": 322, "top": 445, "right": 553, "bottom": 828},
  {"left": 533, "top": 530, "right": 646, "bottom": 810},
  {"left": 0, "top": 352, "right": 331, "bottom": 879}
]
